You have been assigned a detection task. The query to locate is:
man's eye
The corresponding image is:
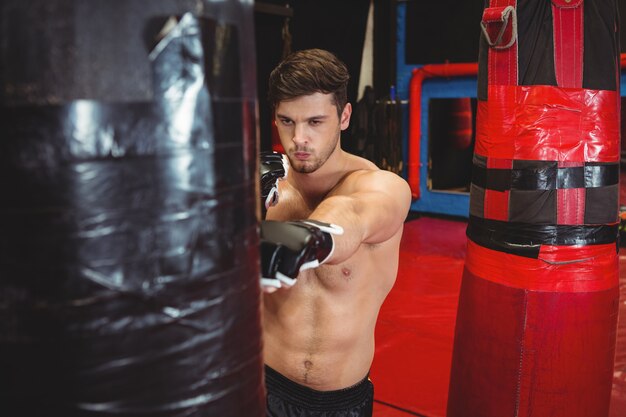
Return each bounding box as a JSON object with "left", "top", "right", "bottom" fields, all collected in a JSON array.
[
  {"left": 309, "top": 120, "right": 321, "bottom": 126},
  {"left": 280, "top": 119, "right": 293, "bottom": 126}
]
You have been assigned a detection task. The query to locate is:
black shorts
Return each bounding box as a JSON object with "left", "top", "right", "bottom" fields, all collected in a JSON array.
[{"left": 265, "top": 365, "right": 373, "bottom": 417}]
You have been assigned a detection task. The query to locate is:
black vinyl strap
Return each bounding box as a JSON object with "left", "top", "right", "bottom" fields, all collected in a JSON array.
[
  {"left": 472, "top": 163, "right": 619, "bottom": 191},
  {"left": 467, "top": 215, "right": 619, "bottom": 258}
]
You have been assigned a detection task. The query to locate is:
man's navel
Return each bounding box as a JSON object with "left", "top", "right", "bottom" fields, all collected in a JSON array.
[{"left": 303, "top": 359, "right": 314, "bottom": 382}]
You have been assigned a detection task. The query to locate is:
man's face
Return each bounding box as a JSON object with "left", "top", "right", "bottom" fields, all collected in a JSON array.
[{"left": 274, "top": 92, "right": 350, "bottom": 174}]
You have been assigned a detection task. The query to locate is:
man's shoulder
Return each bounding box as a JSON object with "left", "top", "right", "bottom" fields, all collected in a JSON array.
[
  {"left": 344, "top": 166, "right": 409, "bottom": 190},
  {"left": 345, "top": 152, "right": 379, "bottom": 171},
  {"left": 328, "top": 169, "right": 410, "bottom": 214}
]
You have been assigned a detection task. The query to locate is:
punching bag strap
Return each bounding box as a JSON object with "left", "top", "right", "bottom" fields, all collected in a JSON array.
[
  {"left": 481, "top": 1, "right": 518, "bottom": 86},
  {"left": 552, "top": 0, "right": 585, "bottom": 224},
  {"left": 552, "top": 0, "right": 584, "bottom": 88}
]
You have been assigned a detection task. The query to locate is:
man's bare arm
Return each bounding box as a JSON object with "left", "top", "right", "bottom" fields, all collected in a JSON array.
[{"left": 307, "top": 170, "right": 412, "bottom": 265}]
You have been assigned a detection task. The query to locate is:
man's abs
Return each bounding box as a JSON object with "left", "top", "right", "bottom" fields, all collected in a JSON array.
[
  {"left": 262, "top": 278, "right": 379, "bottom": 390},
  {"left": 263, "top": 320, "right": 375, "bottom": 391}
]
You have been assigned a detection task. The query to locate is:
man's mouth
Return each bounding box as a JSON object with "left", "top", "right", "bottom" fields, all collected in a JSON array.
[{"left": 293, "top": 151, "right": 310, "bottom": 161}]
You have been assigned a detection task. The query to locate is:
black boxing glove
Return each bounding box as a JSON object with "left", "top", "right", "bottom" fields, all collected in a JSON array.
[
  {"left": 260, "top": 219, "right": 344, "bottom": 289},
  {"left": 260, "top": 151, "right": 289, "bottom": 210}
]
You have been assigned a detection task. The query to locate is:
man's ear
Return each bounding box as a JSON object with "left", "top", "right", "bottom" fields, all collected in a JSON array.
[{"left": 340, "top": 103, "right": 352, "bottom": 131}]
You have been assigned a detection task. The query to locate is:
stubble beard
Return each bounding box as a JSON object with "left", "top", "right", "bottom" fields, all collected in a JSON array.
[{"left": 289, "top": 133, "right": 340, "bottom": 174}]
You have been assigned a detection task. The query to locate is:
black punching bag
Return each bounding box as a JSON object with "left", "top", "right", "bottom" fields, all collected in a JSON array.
[{"left": 0, "top": 1, "right": 264, "bottom": 416}]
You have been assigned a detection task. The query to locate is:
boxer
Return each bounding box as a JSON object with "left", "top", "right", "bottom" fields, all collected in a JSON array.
[{"left": 259, "top": 48, "right": 411, "bottom": 417}]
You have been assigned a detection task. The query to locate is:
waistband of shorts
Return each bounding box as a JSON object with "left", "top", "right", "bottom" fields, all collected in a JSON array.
[{"left": 264, "top": 365, "right": 371, "bottom": 411}]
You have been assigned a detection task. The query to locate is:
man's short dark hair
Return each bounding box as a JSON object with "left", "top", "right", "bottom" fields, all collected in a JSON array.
[{"left": 268, "top": 48, "right": 350, "bottom": 118}]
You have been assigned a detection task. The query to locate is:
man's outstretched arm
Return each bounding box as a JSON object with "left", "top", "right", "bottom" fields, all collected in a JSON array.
[
  {"left": 307, "top": 169, "right": 411, "bottom": 265},
  {"left": 259, "top": 169, "right": 410, "bottom": 289}
]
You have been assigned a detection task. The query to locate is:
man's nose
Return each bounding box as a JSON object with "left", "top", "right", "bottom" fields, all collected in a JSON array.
[{"left": 291, "top": 123, "right": 308, "bottom": 145}]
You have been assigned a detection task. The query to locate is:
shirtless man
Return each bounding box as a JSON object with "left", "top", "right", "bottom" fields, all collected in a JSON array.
[{"left": 259, "top": 48, "right": 411, "bottom": 417}]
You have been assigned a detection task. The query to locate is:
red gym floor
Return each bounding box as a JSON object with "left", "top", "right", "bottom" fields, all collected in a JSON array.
[{"left": 370, "top": 216, "right": 626, "bottom": 417}]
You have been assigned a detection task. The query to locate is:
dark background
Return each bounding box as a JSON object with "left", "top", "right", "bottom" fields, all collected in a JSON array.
[{"left": 254, "top": 0, "right": 626, "bottom": 152}]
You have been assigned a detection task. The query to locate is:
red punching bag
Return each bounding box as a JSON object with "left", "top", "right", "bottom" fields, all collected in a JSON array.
[{"left": 448, "top": 1, "right": 621, "bottom": 416}]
